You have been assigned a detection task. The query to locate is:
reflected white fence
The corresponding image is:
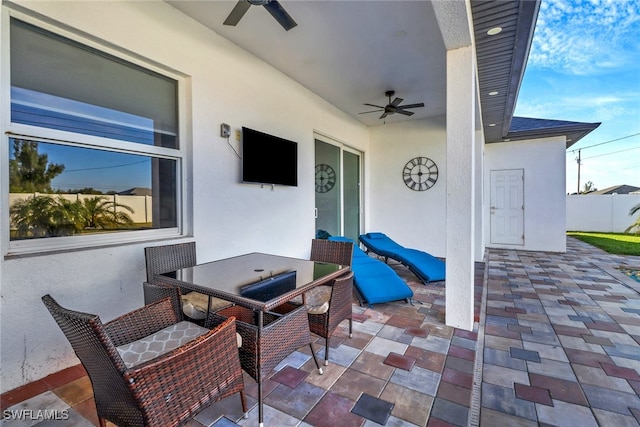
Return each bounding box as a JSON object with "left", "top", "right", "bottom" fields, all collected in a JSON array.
[{"left": 9, "top": 192, "right": 152, "bottom": 224}]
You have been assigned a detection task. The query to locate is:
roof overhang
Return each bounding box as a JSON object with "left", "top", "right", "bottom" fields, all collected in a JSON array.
[
  {"left": 472, "top": 0, "right": 541, "bottom": 143},
  {"left": 505, "top": 117, "right": 601, "bottom": 148}
]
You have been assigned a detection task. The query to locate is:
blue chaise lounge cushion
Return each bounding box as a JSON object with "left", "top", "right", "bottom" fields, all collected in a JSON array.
[
  {"left": 327, "top": 236, "right": 413, "bottom": 306},
  {"left": 359, "top": 232, "right": 445, "bottom": 283}
]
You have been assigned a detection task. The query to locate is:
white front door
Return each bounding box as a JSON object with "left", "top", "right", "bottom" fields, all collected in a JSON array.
[{"left": 490, "top": 169, "right": 524, "bottom": 245}]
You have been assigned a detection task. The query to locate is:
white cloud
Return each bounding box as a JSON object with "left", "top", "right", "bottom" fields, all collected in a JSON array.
[
  {"left": 516, "top": 93, "right": 632, "bottom": 122},
  {"left": 529, "top": 0, "right": 640, "bottom": 75}
]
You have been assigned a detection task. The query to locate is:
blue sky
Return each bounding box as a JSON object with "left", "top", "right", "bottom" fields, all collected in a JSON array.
[{"left": 513, "top": 0, "right": 640, "bottom": 193}]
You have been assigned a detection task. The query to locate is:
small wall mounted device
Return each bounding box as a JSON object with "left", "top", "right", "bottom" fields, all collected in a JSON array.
[{"left": 220, "top": 123, "right": 231, "bottom": 138}]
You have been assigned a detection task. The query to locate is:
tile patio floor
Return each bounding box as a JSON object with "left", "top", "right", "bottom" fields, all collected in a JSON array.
[{"left": 2, "top": 237, "right": 639, "bottom": 426}]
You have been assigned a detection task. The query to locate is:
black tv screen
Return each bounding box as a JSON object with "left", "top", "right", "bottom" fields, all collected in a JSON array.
[{"left": 242, "top": 127, "right": 298, "bottom": 187}]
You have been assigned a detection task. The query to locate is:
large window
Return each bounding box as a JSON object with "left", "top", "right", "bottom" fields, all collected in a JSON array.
[{"left": 4, "top": 16, "right": 185, "bottom": 254}]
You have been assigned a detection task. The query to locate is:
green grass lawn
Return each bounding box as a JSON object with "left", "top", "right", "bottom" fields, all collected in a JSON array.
[{"left": 567, "top": 232, "right": 640, "bottom": 256}]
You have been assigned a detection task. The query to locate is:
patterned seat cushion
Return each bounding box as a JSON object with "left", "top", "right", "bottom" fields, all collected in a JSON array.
[
  {"left": 290, "top": 285, "right": 331, "bottom": 315},
  {"left": 117, "top": 321, "right": 209, "bottom": 368},
  {"left": 181, "top": 291, "right": 231, "bottom": 320}
]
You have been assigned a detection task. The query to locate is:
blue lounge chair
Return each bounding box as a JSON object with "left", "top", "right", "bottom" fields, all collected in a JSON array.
[
  {"left": 359, "top": 232, "right": 445, "bottom": 283},
  {"left": 327, "top": 236, "right": 414, "bottom": 307}
]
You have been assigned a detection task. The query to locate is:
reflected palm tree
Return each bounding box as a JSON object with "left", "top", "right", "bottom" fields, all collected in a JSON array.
[
  {"left": 10, "top": 196, "right": 78, "bottom": 238},
  {"left": 78, "top": 196, "right": 134, "bottom": 230},
  {"left": 10, "top": 195, "right": 135, "bottom": 239}
]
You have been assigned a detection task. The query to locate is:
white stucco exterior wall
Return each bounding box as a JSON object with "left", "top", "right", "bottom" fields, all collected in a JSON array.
[
  {"left": 484, "top": 137, "right": 567, "bottom": 252},
  {"left": 368, "top": 118, "right": 447, "bottom": 258},
  {"left": 0, "top": 1, "right": 370, "bottom": 392}
]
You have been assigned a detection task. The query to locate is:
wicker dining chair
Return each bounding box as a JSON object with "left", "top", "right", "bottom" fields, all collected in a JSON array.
[
  {"left": 310, "top": 238, "right": 354, "bottom": 268},
  {"left": 307, "top": 239, "right": 354, "bottom": 365},
  {"left": 42, "top": 294, "right": 247, "bottom": 427},
  {"left": 307, "top": 271, "right": 354, "bottom": 365},
  {"left": 144, "top": 242, "right": 197, "bottom": 283},
  {"left": 144, "top": 242, "right": 229, "bottom": 321}
]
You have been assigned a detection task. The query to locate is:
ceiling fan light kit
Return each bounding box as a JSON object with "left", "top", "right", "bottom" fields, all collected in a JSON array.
[
  {"left": 360, "top": 90, "right": 425, "bottom": 120},
  {"left": 224, "top": 0, "right": 297, "bottom": 31}
]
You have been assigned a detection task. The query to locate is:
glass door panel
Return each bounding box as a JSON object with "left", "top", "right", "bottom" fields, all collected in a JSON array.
[
  {"left": 315, "top": 138, "right": 362, "bottom": 240},
  {"left": 315, "top": 140, "right": 341, "bottom": 237},
  {"left": 343, "top": 150, "right": 360, "bottom": 242}
]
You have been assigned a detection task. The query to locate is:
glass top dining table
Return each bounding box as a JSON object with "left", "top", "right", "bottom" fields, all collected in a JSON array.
[
  {"left": 154, "top": 252, "right": 350, "bottom": 311},
  {"left": 153, "top": 252, "right": 349, "bottom": 427}
]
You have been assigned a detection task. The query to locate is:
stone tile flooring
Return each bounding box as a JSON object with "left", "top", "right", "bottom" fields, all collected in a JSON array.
[
  {"left": 2, "top": 237, "right": 639, "bottom": 426},
  {"left": 478, "top": 237, "right": 640, "bottom": 427}
]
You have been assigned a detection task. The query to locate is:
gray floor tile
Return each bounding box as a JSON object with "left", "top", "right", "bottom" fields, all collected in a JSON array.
[
  {"left": 481, "top": 382, "right": 537, "bottom": 421},
  {"left": 592, "top": 408, "right": 640, "bottom": 427},
  {"left": 389, "top": 365, "right": 440, "bottom": 396},
  {"left": 326, "top": 342, "right": 362, "bottom": 367},
  {"left": 264, "top": 382, "right": 325, "bottom": 420},
  {"left": 582, "top": 384, "right": 640, "bottom": 415},
  {"left": 430, "top": 397, "right": 468, "bottom": 426},
  {"left": 410, "top": 334, "right": 450, "bottom": 354},
  {"left": 483, "top": 347, "right": 528, "bottom": 370},
  {"left": 482, "top": 364, "right": 529, "bottom": 389},
  {"left": 365, "top": 336, "right": 409, "bottom": 358},
  {"left": 536, "top": 400, "right": 598, "bottom": 427},
  {"left": 525, "top": 357, "right": 577, "bottom": 381}
]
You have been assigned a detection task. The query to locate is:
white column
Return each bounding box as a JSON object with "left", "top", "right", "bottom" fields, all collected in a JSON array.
[
  {"left": 475, "top": 128, "right": 485, "bottom": 262},
  {"left": 445, "top": 45, "right": 476, "bottom": 331}
]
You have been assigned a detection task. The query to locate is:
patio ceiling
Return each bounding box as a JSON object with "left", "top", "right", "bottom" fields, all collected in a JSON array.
[{"left": 166, "top": 0, "right": 540, "bottom": 143}]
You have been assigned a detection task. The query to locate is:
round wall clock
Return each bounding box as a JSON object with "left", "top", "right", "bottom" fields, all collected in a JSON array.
[
  {"left": 402, "top": 156, "right": 438, "bottom": 191},
  {"left": 315, "top": 163, "right": 336, "bottom": 193}
]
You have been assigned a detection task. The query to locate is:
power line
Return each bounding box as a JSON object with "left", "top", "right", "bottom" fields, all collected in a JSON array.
[
  {"left": 568, "top": 132, "right": 640, "bottom": 153},
  {"left": 583, "top": 146, "right": 640, "bottom": 160},
  {"left": 63, "top": 159, "right": 150, "bottom": 173}
]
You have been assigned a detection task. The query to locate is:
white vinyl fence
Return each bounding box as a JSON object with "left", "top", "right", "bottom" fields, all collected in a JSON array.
[
  {"left": 566, "top": 194, "right": 640, "bottom": 233},
  {"left": 9, "top": 192, "right": 152, "bottom": 224}
]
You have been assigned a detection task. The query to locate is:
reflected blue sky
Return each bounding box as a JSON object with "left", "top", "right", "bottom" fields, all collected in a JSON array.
[
  {"left": 13, "top": 141, "right": 152, "bottom": 193},
  {"left": 11, "top": 87, "right": 157, "bottom": 193}
]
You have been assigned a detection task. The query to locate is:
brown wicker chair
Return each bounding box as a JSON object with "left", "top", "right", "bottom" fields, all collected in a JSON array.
[
  {"left": 310, "top": 238, "right": 354, "bottom": 268},
  {"left": 144, "top": 242, "right": 230, "bottom": 321},
  {"left": 144, "top": 242, "right": 196, "bottom": 283},
  {"left": 307, "top": 271, "right": 354, "bottom": 365},
  {"left": 308, "top": 239, "right": 354, "bottom": 365},
  {"left": 42, "top": 294, "right": 247, "bottom": 427}
]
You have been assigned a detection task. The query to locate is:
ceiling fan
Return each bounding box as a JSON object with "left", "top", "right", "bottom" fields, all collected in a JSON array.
[
  {"left": 223, "top": 0, "right": 297, "bottom": 31},
  {"left": 360, "top": 90, "right": 425, "bottom": 120}
]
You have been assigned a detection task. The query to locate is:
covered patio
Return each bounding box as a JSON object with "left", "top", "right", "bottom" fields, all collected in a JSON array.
[{"left": 3, "top": 237, "right": 639, "bottom": 426}]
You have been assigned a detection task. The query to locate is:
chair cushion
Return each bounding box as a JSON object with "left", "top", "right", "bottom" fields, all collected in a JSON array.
[
  {"left": 117, "top": 321, "right": 209, "bottom": 368},
  {"left": 304, "top": 285, "right": 332, "bottom": 315},
  {"left": 181, "top": 292, "right": 230, "bottom": 320}
]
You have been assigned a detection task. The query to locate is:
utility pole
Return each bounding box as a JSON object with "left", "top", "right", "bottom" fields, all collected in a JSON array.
[{"left": 576, "top": 149, "right": 581, "bottom": 194}]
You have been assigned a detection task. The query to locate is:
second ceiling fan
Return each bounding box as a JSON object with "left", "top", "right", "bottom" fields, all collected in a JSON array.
[
  {"left": 360, "top": 90, "right": 425, "bottom": 120},
  {"left": 223, "top": 0, "right": 297, "bottom": 31}
]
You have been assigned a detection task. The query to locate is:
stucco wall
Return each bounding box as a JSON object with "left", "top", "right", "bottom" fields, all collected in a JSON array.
[
  {"left": 0, "top": 1, "right": 370, "bottom": 392},
  {"left": 368, "top": 117, "right": 448, "bottom": 258},
  {"left": 484, "top": 137, "right": 567, "bottom": 252},
  {"left": 567, "top": 194, "right": 640, "bottom": 232}
]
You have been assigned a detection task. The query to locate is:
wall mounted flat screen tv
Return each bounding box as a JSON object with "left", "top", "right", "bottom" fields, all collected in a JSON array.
[{"left": 242, "top": 127, "right": 298, "bottom": 186}]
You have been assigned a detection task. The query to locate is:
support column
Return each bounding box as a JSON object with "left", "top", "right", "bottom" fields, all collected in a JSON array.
[{"left": 445, "top": 45, "right": 476, "bottom": 331}]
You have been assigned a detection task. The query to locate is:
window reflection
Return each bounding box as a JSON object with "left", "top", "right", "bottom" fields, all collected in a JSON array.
[
  {"left": 12, "top": 87, "right": 157, "bottom": 145},
  {"left": 9, "top": 139, "right": 177, "bottom": 240}
]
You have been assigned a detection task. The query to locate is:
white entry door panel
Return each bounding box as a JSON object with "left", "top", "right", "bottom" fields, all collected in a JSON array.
[{"left": 490, "top": 169, "right": 524, "bottom": 245}]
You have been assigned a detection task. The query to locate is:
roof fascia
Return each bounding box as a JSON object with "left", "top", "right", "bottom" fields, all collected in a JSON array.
[{"left": 500, "top": 0, "right": 541, "bottom": 139}]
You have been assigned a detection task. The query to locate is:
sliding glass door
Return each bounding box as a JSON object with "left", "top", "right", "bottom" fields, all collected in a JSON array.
[{"left": 315, "top": 138, "right": 361, "bottom": 241}]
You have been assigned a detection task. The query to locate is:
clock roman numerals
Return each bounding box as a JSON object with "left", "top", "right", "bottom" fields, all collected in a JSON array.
[
  {"left": 402, "top": 157, "right": 438, "bottom": 191},
  {"left": 315, "top": 163, "right": 336, "bottom": 193}
]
